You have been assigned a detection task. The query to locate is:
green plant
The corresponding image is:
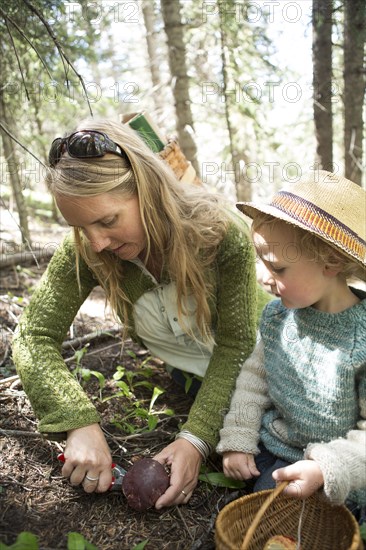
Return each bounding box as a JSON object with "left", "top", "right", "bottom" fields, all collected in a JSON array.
[
  {"left": 72, "top": 345, "right": 90, "bottom": 374},
  {"left": 360, "top": 522, "right": 366, "bottom": 542},
  {"left": 71, "top": 347, "right": 175, "bottom": 434},
  {"left": 0, "top": 532, "right": 38, "bottom": 550},
  {"left": 131, "top": 541, "right": 149, "bottom": 550},
  {"left": 198, "top": 464, "right": 245, "bottom": 489},
  {"left": 180, "top": 371, "right": 202, "bottom": 394},
  {"left": 71, "top": 345, "right": 107, "bottom": 401},
  {"left": 111, "top": 385, "right": 174, "bottom": 434},
  {"left": 110, "top": 357, "right": 174, "bottom": 433},
  {"left": 0, "top": 532, "right": 153, "bottom": 549},
  {"left": 0, "top": 532, "right": 99, "bottom": 550},
  {"left": 67, "top": 532, "right": 99, "bottom": 550}
]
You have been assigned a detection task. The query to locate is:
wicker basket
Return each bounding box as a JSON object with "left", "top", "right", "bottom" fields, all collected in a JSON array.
[
  {"left": 158, "top": 136, "right": 201, "bottom": 186},
  {"left": 215, "top": 481, "right": 362, "bottom": 550},
  {"left": 121, "top": 112, "right": 201, "bottom": 185}
]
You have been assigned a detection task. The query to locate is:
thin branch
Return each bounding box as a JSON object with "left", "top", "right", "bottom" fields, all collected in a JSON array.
[
  {"left": 4, "top": 18, "right": 29, "bottom": 100},
  {"left": 22, "top": 0, "right": 93, "bottom": 117},
  {"left": 0, "top": 428, "right": 43, "bottom": 438},
  {"left": 0, "top": 121, "right": 46, "bottom": 166},
  {"left": 0, "top": 341, "right": 123, "bottom": 389},
  {"left": 0, "top": 196, "right": 40, "bottom": 262},
  {"left": 0, "top": 245, "right": 54, "bottom": 268},
  {"left": 62, "top": 328, "right": 121, "bottom": 350},
  {"left": 0, "top": 6, "right": 52, "bottom": 79},
  {"left": 176, "top": 506, "right": 195, "bottom": 542},
  {"left": 64, "top": 342, "right": 122, "bottom": 364},
  {"left": 349, "top": 127, "right": 364, "bottom": 172},
  {"left": 0, "top": 375, "right": 20, "bottom": 386}
]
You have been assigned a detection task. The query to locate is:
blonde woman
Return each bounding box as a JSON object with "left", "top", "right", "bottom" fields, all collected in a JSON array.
[{"left": 12, "top": 118, "right": 270, "bottom": 508}]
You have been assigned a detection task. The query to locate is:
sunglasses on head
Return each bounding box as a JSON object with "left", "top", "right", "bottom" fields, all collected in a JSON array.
[{"left": 48, "top": 130, "right": 125, "bottom": 167}]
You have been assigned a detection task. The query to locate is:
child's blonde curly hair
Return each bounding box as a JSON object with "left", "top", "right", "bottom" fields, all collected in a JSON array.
[{"left": 251, "top": 212, "right": 365, "bottom": 282}]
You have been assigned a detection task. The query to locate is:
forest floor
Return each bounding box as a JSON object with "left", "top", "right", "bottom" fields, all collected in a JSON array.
[{"left": 0, "top": 212, "right": 247, "bottom": 550}]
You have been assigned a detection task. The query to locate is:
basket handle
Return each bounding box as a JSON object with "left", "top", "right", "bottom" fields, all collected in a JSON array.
[{"left": 240, "top": 481, "right": 289, "bottom": 550}]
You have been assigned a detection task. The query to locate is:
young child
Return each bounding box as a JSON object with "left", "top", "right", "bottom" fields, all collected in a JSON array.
[{"left": 217, "top": 170, "right": 366, "bottom": 517}]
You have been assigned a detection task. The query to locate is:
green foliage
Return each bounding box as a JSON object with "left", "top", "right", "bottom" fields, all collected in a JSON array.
[
  {"left": 109, "top": 358, "right": 175, "bottom": 434},
  {"left": 198, "top": 465, "right": 245, "bottom": 489},
  {"left": 0, "top": 532, "right": 153, "bottom": 550},
  {"left": 360, "top": 523, "right": 366, "bottom": 542},
  {"left": 0, "top": 532, "right": 99, "bottom": 550},
  {"left": 131, "top": 541, "right": 149, "bottom": 550},
  {"left": 110, "top": 384, "right": 174, "bottom": 435},
  {"left": 179, "top": 371, "right": 202, "bottom": 395},
  {"left": 67, "top": 532, "right": 99, "bottom": 550},
  {"left": 1, "top": 0, "right": 118, "bottom": 185},
  {"left": 71, "top": 347, "right": 174, "bottom": 434},
  {"left": 0, "top": 532, "right": 38, "bottom": 550}
]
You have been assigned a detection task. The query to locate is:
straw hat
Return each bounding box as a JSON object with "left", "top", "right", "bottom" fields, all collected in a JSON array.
[{"left": 236, "top": 170, "right": 366, "bottom": 271}]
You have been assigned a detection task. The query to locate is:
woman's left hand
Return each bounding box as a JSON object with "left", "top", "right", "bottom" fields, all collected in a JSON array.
[
  {"left": 153, "top": 439, "right": 202, "bottom": 508},
  {"left": 272, "top": 459, "right": 324, "bottom": 499}
]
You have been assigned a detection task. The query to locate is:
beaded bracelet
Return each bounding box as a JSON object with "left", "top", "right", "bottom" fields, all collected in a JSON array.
[{"left": 175, "top": 429, "right": 212, "bottom": 461}]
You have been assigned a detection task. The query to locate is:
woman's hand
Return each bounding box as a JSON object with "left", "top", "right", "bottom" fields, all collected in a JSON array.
[
  {"left": 222, "top": 451, "right": 260, "bottom": 480},
  {"left": 153, "top": 439, "right": 202, "bottom": 508},
  {"left": 272, "top": 459, "right": 324, "bottom": 499},
  {"left": 61, "top": 423, "right": 113, "bottom": 493}
]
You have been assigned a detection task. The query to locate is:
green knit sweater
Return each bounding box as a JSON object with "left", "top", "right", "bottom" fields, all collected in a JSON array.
[{"left": 12, "top": 222, "right": 271, "bottom": 448}]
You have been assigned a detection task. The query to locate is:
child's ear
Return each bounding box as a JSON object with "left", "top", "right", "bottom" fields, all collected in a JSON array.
[{"left": 323, "top": 263, "right": 343, "bottom": 277}]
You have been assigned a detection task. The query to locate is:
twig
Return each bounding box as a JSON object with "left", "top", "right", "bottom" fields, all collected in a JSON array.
[
  {"left": 0, "top": 122, "right": 46, "bottom": 167},
  {"left": 176, "top": 506, "right": 195, "bottom": 542},
  {"left": 0, "top": 6, "right": 52, "bottom": 79},
  {"left": 62, "top": 328, "right": 121, "bottom": 350},
  {"left": 22, "top": 0, "right": 93, "bottom": 117},
  {"left": 65, "top": 341, "right": 122, "bottom": 364},
  {"left": 0, "top": 247, "right": 54, "bottom": 268},
  {"left": 0, "top": 345, "right": 11, "bottom": 368},
  {"left": 0, "top": 428, "right": 43, "bottom": 438},
  {"left": 103, "top": 426, "right": 173, "bottom": 442},
  {"left": 0, "top": 339, "right": 122, "bottom": 386},
  {"left": 4, "top": 17, "right": 29, "bottom": 100},
  {"left": 0, "top": 375, "right": 20, "bottom": 386},
  {"left": 189, "top": 492, "right": 240, "bottom": 550},
  {"left": 0, "top": 479, "right": 33, "bottom": 491}
]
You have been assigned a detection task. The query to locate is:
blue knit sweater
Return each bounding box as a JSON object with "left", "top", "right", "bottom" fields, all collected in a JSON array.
[
  {"left": 217, "top": 288, "right": 366, "bottom": 505},
  {"left": 260, "top": 294, "right": 366, "bottom": 461}
]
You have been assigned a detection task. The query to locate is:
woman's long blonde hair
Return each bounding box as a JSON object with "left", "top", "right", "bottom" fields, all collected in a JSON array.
[{"left": 46, "top": 118, "right": 237, "bottom": 342}]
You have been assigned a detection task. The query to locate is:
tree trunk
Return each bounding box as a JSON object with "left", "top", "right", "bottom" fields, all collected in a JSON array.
[
  {"left": 32, "top": 103, "right": 59, "bottom": 221},
  {"left": 312, "top": 0, "right": 333, "bottom": 171},
  {"left": 160, "top": 0, "right": 200, "bottom": 175},
  {"left": 142, "top": 0, "right": 165, "bottom": 121},
  {"left": 0, "top": 93, "right": 32, "bottom": 247},
  {"left": 218, "top": 1, "right": 251, "bottom": 201},
  {"left": 343, "top": 0, "right": 366, "bottom": 185}
]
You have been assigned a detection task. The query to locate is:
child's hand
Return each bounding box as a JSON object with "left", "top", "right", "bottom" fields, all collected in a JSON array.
[
  {"left": 272, "top": 459, "right": 324, "bottom": 499},
  {"left": 222, "top": 451, "right": 260, "bottom": 480}
]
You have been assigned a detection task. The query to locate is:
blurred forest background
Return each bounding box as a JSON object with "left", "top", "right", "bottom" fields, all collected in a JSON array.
[{"left": 0, "top": 0, "right": 365, "bottom": 253}]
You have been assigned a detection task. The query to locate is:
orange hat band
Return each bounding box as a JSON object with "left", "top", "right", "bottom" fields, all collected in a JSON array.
[{"left": 272, "top": 191, "right": 366, "bottom": 263}]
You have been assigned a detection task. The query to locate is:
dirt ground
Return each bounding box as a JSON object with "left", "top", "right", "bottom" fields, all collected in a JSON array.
[{"left": 0, "top": 250, "right": 246, "bottom": 550}]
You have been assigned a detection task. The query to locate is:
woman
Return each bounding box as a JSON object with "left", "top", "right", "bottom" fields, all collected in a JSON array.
[{"left": 12, "top": 118, "right": 270, "bottom": 507}]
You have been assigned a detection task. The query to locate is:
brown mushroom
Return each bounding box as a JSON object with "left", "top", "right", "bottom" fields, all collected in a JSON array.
[{"left": 122, "top": 457, "right": 170, "bottom": 511}]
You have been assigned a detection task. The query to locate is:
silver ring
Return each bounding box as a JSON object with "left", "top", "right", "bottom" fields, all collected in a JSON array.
[
  {"left": 85, "top": 474, "right": 99, "bottom": 482},
  {"left": 181, "top": 489, "right": 187, "bottom": 496}
]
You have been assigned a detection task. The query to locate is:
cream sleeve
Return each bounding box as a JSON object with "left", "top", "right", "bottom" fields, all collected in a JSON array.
[{"left": 217, "top": 338, "right": 271, "bottom": 455}]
